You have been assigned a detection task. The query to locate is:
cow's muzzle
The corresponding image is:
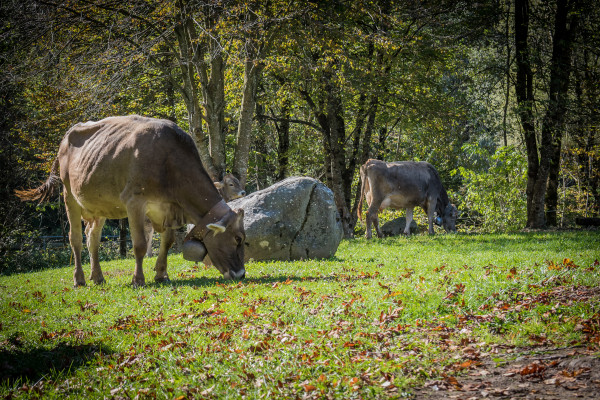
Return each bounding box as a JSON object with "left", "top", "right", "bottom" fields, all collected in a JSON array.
[{"left": 224, "top": 268, "right": 246, "bottom": 280}]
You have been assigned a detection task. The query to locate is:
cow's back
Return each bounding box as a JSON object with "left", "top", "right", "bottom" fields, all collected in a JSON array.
[
  {"left": 58, "top": 115, "right": 208, "bottom": 220},
  {"left": 364, "top": 160, "right": 442, "bottom": 208}
]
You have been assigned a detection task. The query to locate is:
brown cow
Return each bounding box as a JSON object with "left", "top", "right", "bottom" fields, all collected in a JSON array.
[
  {"left": 358, "top": 159, "right": 458, "bottom": 238},
  {"left": 16, "top": 115, "right": 245, "bottom": 286}
]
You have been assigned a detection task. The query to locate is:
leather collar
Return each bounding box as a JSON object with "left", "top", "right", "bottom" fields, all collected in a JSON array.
[{"left": 184, "top": 200, "right": 231, "bottom": 241}]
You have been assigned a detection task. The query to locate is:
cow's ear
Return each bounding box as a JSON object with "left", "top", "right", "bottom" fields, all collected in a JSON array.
[
  {"left": 207, "top": 223, "right": 226, "bottom": 234},
  {"left": 214, "top": 181, "right": 224, "bottom": 189},
  {"left": 233, "top": 208, "right": 244, "bottom": 229}
]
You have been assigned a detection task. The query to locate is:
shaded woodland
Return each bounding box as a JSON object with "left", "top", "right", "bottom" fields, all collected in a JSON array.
[{"left": 1, "top": 0, "right": 598, "bottom": 271}]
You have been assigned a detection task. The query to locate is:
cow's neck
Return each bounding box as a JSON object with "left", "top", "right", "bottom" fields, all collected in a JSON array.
[{"left": 436, "top": 187, "right": 450, "bottom": 215}]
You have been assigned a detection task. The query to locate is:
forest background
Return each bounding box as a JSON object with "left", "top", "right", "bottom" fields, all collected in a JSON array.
[{"left": 0, "top": 0, "right": 598, "bottom": 272}]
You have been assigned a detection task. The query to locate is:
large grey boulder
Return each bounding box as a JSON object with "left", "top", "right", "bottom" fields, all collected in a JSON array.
[
  {"left": 228, "top": 177, "right": 343, "bottom": 261},
  {"left": 381, "top": 217, "right": 419, "bottom": 236}
]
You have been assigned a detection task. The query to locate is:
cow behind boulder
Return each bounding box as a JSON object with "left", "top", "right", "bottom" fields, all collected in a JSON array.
[
  {"left": 214, "top": 174, "right": 246, "bottom": 202},
  {"left": 358, "top": 159, "right": 458, "bottom": 238},
  {"left": 16, "top": 115, "right": 246, "bottom": 286}
]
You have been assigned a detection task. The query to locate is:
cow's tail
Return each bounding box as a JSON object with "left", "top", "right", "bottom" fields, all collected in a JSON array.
[
  {"left": 15, "top": 158, "right": 61, "bottom": 203},
  {"left": 357, "top": 163, "right": 368, "bottom": 222}
]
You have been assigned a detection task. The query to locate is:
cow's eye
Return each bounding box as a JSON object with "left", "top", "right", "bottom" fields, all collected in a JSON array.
[{"left": 235, "top": 236, "right": 242, "bottom": 245}]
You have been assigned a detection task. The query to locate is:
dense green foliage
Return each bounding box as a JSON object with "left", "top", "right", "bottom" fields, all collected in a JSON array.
[
  {"left": 1, "top": 232, "right": 599, "bottom": 398},
  {"left": 455, "top": 144, "right": 527, "bottom": 231},
  {"left": 1, "top": 1, "right": 599, "bottom": 263}
]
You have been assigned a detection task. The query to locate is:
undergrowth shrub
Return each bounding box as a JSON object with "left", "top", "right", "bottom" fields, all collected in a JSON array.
[{"left": 454, "top": 144, "right": 527, "bottom": 232}]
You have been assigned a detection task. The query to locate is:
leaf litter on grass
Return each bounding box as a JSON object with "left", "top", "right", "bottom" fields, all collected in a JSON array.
[{"left": 0, "top": 232, "right": 599, "bottom": 399}]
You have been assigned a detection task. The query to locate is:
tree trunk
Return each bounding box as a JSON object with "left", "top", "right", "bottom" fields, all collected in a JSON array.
[
  {"left": 234, "top": 57, "right": 263, "bottom": 187},
  {"left": 119, "top": 218, "right": 128, "bottom": 258},
  {"left": 276, "top": 101, "right": 290, "bottom": 181},
  {"left": 514, "top": 0, "right": 539, "bottom": 228},
  {"left": 200, "top": 53, "right": 227, "bottom": 179},
  {"left": 533, "top": 0, "right": 578, "bottom": 227},
  {"left": 173, "top": 17, "right": 218, "bottom": 180},
  {"left": 503, "top": 0, "right": 511, "bottom": 147},
  {"left": 299, "top": 75, "right": 353, "bottom": 238},
  {"left": 326, "top": 89, "right": 354, "bottom": 238}
]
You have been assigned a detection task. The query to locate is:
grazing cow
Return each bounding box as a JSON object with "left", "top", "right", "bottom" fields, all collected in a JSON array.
[
  {"left": 145, "top": 173, "right": 246, "bottom": 256},
  {"left": 16, "top": 115, "right": 245, "bottom": 286},
  {"left": 358, "top": 159, "right": 458, "bottom": 238}
]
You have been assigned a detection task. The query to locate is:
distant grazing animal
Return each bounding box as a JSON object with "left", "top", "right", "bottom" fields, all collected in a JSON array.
[
  {"left": 145, "top": 173, "right": 246, "bottom": 256},
  {"left": 16, "top": 115, "right": 245, "bottom": 286},
  {"left": 358, "top": 159, "right": 458, "bottom": 238}
]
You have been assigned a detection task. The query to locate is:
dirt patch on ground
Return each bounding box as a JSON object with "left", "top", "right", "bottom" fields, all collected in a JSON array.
[{"left": 412, "top": 346, "right": 600, "bottom": 399}]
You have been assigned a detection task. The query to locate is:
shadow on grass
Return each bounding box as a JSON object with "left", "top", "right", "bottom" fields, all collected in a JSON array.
[
  {"left": 0, "top": 341, "right": 111, "bottom": 385},
  {"left": 351, "top": 230, "right": 600, "bottom": 247},
  {"left": 154, "top": 273, "right": 337, "bottom": 289}
]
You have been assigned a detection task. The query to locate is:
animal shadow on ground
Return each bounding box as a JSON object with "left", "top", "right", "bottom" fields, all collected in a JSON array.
[
  {"left": 0, "top": 340, "right": 111, "bottom": 385},
  {"left": 161, "top": 273, "right": 336, "bottom": 289}
]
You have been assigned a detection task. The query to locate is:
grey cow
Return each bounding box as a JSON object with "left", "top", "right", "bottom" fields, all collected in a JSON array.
[{"left": 358, "top": 159, "right": 458, "bottom": 238}]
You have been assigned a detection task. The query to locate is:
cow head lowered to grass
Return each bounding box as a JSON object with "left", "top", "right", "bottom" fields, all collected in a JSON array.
[{"left": 15, "top": 115, "right": 245, "bottom": 286}]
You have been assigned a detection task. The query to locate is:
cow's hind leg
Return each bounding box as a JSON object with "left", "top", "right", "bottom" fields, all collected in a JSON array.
[
  {"left": 85, "top": 217, "right": 106, "bottom": 284},
  {"left": 404, "top": 208, "right": 414, "bottom": 235},
  {"left": 64, "top": 193, "right": 85, "bottom": 286},
  {"left": 154, "top": 228, "right": 174, "bottom": 283},
  {"left": 127, "top": 200, "right": 148, "bottom": 287},
  {"left": 366, "top": 200, "right": 384, "bottom": 239}
]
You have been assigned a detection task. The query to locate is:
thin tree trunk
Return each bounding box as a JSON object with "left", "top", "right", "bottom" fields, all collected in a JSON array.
[
  {"left": 201, "top": 53, "right": 227, "bottom": 179},
  {"left": 119, "top": 218, "right": 128, "bottom": 258},
  {"left": 533, "top": 0, "right": 578, "bottom": 227},
  {"left": 276, "top": 101, "right": 290, "bottom": 181},
  {"left": 503, "top": 0, "right": 511, "bottom": 147},
  {"left": 234, "top": 57, "right": 263, "bottom": 187},
  {"left": 514, "top": 0, "right": 539, "bottom": 228},
  {"left": 173, "top": 17, "right": 217, "bottom": 179}
]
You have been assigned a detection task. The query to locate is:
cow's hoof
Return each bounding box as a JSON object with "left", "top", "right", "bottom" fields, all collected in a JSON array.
[
  {"left": 154, "top": 276, "right": 170, "bottom": 284},
  {"left": 73, "top": 281, "right": 86, "bottom": 288},
  {"left": 131, "top": 279, "right": 146, "bottom": 288},
  {"left": 90, "top": 275, "right": 106, "bottom": 285}
]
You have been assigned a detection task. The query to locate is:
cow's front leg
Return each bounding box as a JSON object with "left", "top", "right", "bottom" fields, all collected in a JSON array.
[
  {"left": 373, "top": 212, "right": 383, "bottom": 238},
  {"left": 127, "top": 201, "right": 148, "bottom": 287},
  {"left": 404, "top": 208, "right": 414, "bottom": 235},
  {"left": 85, "top": 217, "right": 106, "bottom": 284},
  {"left": 426, "top": 200, "right": 437, "bottom": 235},
  {"left": 154, "top": 228, "right": 174, "bottom": 283},
  {"left": 143, "top": 218, "right": 154, "bottom": 257}
]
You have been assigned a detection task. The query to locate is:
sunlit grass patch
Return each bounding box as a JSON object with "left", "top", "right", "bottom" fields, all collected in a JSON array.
[{"left": 0, "top": 230, "right": 598, "bottom": 398}]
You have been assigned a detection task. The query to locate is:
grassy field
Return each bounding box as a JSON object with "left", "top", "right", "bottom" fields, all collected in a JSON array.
[{"left": 1, "top": 231, "right": 599, "bottom": 399}]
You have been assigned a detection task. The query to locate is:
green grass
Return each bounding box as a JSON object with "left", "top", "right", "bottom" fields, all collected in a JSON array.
[{"left": 1, "top": 231, "right": 599, "bottom": 399}]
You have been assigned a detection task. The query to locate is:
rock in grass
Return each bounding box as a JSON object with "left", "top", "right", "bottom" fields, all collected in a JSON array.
[
  {"left": 381, "top": 217, "right": 419, "bottom": 236},
  {"left": 228, "top": 177, "right": 343, "bottom": 261}
]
